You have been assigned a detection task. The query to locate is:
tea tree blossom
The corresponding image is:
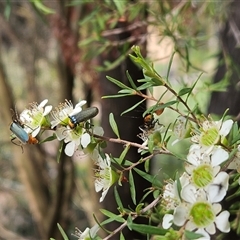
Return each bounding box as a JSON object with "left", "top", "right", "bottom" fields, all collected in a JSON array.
[
  {"left": 73, "top": 225, "right": 99, "bottom": 240},
  {"left": 51, "top": 99, "right": 95, "bottom": 156},
  {"left": 51, "top": 99, "right": 87, "bottom": 128},
  {"left": 94, "top": 153, "right": 119, "bottom": 202},
  {"left": 174, "top": 187, "right": 230, "bottom": 235},
  {"left": 191, "top": 118, "right": 233, "bottom": 148},
  {"left": 19, "top": 99, "right": 52, "bottom": 137}
]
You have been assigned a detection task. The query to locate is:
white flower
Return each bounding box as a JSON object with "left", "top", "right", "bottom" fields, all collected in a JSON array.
[
  {"left": 20, "top": 99, "right": 52, "bottom": 137},
  {"left": 51, "top": 99, "right": 86, "bottom": 128},
  {"left": 56, "top": 125, "right": 91, "bottom": 156},
  {"left": 94, "top": 153, "right": 119, "bottom": 202},
  {"left": 186, "top": 144, "right": 229, "bottom": 190},
  {"left": 173, "top": 187, "right": 230, "bottom": 235},
  {"left": 162, "top": 173, "right": 190, "bottom": 210},
  {"left": 191, "top": 118, "right": 233, "bottom": 148},
  {"left": 74, "top": 225, "right": 99, "bottom": 240}
]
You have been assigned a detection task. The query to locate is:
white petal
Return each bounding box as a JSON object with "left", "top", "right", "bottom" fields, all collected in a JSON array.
[
  {"left": 215, "top": 210, "right": 230, "bottom": 233},
  {"left": 162, "top": 214, "right": 173, "bottom": 229},
  {"left": 43, "top": 105, "right": 52, "bottom": 115},
  {"left": 212, "top": 203, "right": 222, "bottom": 215},
  {"left": 99, "top": 188, "right": 109, "bottom": 202},
  {"left": 211, "top": 148, "right": 229, "bottom": 166},
  {"left": 205, "top": 222, "right": 216, "bottom": 235},
  {"left": 181, "top": 184, "right": 197, "bottom": 203},
  {"left": 208, "top": 172, "right": 229, "bottom": 203},
  {"left": 81, "top": 133, "right": 91, "bottom": 148},
  {"left": 65, "top": 141, "right": 76, "bottom": 156},
  {"left": 39, "top": 99, "right": 48, "bottom": 107},
  {"left": 173, "top": 206, "right": 188, "bottom": 226},
  {"left": 195, "top": 229, "right": 210, "bottom": 240},
  {"left": 31, "top": 126, "right": 41, "bottom": 137},
  {"left": 219, "top": 120, "right": 233, "bottom": 136},
  {"left": 95, "top": 180, "right": 103, "bottom": 192}
]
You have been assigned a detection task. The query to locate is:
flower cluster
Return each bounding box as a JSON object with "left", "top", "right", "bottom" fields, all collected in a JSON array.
[
  {"left": 161, "top": 117, "right": 234, "bottom": 239},
  {"left": 11, "top": 99, "right": 103, "bottom": 156},
  {"left": 10, "top": 99, "right": 120, "bottom": 205}
]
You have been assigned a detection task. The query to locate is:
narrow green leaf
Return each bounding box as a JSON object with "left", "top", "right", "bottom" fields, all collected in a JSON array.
[
  {"left": 128, "top": 223, "right": 167, "bottom": 235},
  {"left": 178, "top": 87, "right": 192, "bottom": 96},
  {"left": 144, "top": 159, "right": 150, "bottom": 172},
  {"left": 126, "top": 70, "right": 138, "bottom": 90},
  {"left": 121, "top": 98, "right": 146, "bottom": 116},
  {"left": 100, "top": 209, "right": 125, "bottom": 223},
  {"left": 137, "top": 82, "right": 153, "bottom": 90},
  {"left": 118, "top": 89, "right": 135, "bottom": 94},
  {"left": 102, "top": 94, "right": 132, "bottom": 99},
  {"left": 57, "top": 223, "right": 69, "bottom": 240},
  {"left": 135, "top": 203, "right": 144, "bottom": 214},
  {"left": 106, "top": 76, "right": 133, "bottom": 90},
  {"left": 114, "top": 186, "right": 123, "bottom": 209},
  {"left": 109, "top": 113, "right": 120, "bottom": 138},
  {"left": 129, "top": 170, "right": 136, "bottom": 205},
  {"left": 166, "top": 51, "right": 176, "bottom": 82},
  {"left": 30, "top": 0, "right": 55, "bottom": 14},
  {"left": 127, "top": 215, "right": 133, "bottom": 230},
  {"left": 39, "top": 134, "right": 57, "bottom": 144},
  {"left": 120, "top": 232, "right": 125, "bottom": 240},
  {"left": 134, "top": 168, "right": 162, "bottom": 188},
  {"left": 119, "top": 144, "right": 130, "bottom": 165}
]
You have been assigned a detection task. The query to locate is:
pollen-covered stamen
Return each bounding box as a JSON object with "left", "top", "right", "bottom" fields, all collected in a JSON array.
[
  {"left": 200, "top": 127, "right": 219, "bottom": 146},
  {"left": 192, "top": 164, "right": 214, "bottom": 188},
  {"left": 190, "top": 202, "right": 215, "bottom": 227}
]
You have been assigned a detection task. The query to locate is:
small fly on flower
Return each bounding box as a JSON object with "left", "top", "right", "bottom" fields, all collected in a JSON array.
[{"left": 68, "top": 107, "right": 99, "bottom": 129}]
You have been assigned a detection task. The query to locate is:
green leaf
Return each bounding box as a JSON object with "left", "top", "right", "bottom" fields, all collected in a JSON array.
[
  {"left": 126, "top": 70, "right": 138, "bottom": 90},
  {"left": 106, "top": 76, "right": 133, "bottom": 90},
  {"left": 184, "top": 230, "right": 204, "bottom": 239},
  {"left": 30, "top": 0, "right": 55, "bottom": 14},
  {"left": 135, "top": 203, "right": 144, "bottom": 214},
  {"left": 166, "top": 51, "right": 176, "bottom": 82},
  {"left": 119, "top": 144, "right": 130, "bottom": 165},
  {"left": 128, "top": 223, "right": 167, "bottom": 235},
  {"left": 137, "top": 82, "right": 153, "bottom": 91},
  {"left": 57, "top": 223, "right": 69, "bottom": 240},
  {"left": 178, "top": 87, "right": 192, "bottom": 96},
  {"left": 144, "top": 159, "right": 150, "bottom": 172},
  {"left": 109, "top": 113, "right": 120, "bottom": 138},
  {"left": 102, "top": 94, "right": 132, "bottom": 98},
  {"left": 118, "top": 89, "right": 135, "bottom": 94},
  {"left": 120, "top": 232, "right": 125, "bottom": 240},
  {"left": 114, "top": 186, "right": 123, "bottom": 209},
  {"left": 100, "top": 209, "right": 125, "bottom": 223},
  {"left": 134, "top": 168, "right": 162, "bottom": 188},
  {"left": 39, "top": 134, "right": 57, "bottom": 144},
  {"left": 129, "top": 170, "right": 136, "bottom": 205},
  {"left": 121, "top": 98, "right": 146, "bottom": 116}
]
